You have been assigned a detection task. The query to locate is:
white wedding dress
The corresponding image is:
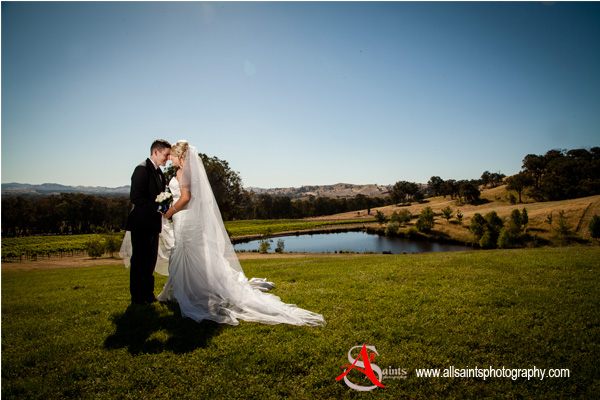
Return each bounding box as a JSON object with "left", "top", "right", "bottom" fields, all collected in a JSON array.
[{"left": 150, "top": 146, "right": 326, "bottom": 327}]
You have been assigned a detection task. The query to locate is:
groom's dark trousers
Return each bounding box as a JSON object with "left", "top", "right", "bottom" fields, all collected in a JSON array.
[{"left": 125, "top": 159, "right": 166, "bottom": 304}]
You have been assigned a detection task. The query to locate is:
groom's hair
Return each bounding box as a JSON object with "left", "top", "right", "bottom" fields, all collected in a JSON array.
[{"left": 150, "top": 139, "right": 171, "bottom": 154}]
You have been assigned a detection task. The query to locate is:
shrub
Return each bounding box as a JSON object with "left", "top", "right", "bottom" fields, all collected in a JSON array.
[
  {"left": 375, "top": 210, "right": 387, "bottom": 225},
  {"left": 479, "top": 231, "right": 496, "bottom": 249},
  {"left": 104, "top": 234, "right": 122, "bottom": 257},
  {"left": 390, "top": 210, "right": 411, "bottom": 225},
  {"left": 275, "top": 239, "right": 285, "bottom": 253},
  {"left": 258, "top": 239, "right": 272, "bottom": 254},
  {"left": 498, "top": 226, "right": 519, "bottom": 249},
  {"left": 406, "top": 227, "right": 419, "bottom": 239},
  {"left": 469, "top": 213, "right": 487, "bottom": 241},
  {"left": 470, "top": 211, "right": 504, "bottom": 248},
  {"left": 521, "top": 208, "right": 529, "bottom": 230},
  {"left": 385, "top": 222, "right": 400, "bottom": 236},
  {"left": 441, "top": 206, "right": 453, "bottom": 221},
  {"left": 553, "top": 210, "right": 573, "bottom": 244},
  {"left": 456, "top": 209, "right": 463, "bottom": 224},
  {"left": 509, "top": 209, "right": 523, "bottom": 233},
  {"left": 86, "top": 236, "right": 105, "bottom": 258},
  {"left": 486, "top": 211, "right": 503, "bottom": 231},
  {"left": 415, "top": 207, "right": 435, "bottom": 233},
  {"left": 497, "top": 208, "right": 530, "bottom": 248}
]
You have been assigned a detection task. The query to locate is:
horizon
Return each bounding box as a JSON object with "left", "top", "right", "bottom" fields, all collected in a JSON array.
[
  {"left": 2, "top": 2, "right": 599, "bottom": 188},
  {"left": 0, "top": 180, "right": 389, "bottom": 191}
]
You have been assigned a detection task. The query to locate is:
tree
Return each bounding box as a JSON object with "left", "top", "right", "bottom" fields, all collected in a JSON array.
[
  {"left": 521, "top": 148, "right": 600, "bottom": 201},
  {"left": 506, "top": 172, "right": 533, "bottom": 203},
  {"left": 385, "top": 222, "right": 400, "bottom": 236},
  {"left": 498, "top": 209, "right": 525, "bottom": 249},
  {"left": 456, "top": 209, "right": 463, "bottom": 224},
  {"left": 199, "top": 153, "right": 247, "bottom": 221},
  {"left": 1, "top": 196, "right": 35, "bottom": 236},
  {"left": 469, "top": 213, "right": 487, "bottom": 242},
  {"left": 553, "top": 210, "right": 573, "bottom": 244},
  {"left": 480, "top": 171, "right": 491, "bottom": 187},
  {"left": 391, "top": 181, "right": 421, "bottom": 205},
  {"left": 375, "top": 210, "right": 387, "bottom": 225},
  {"left": 469, "top": 211, "right": 504, "bottom": 248},
  {"left": 258, "top": 239, "right": 272, "bottom": 254},
  {"left": 104, "top": 234, "right": 122, "bottom": 257},
  {"left": 275, "top": 239, "right": 285, "bottom": 253},
  {"left": 390, "top": 182, "right": 405, "bottom": 205},
  {"left": 458, "top": 181, "right": 480, "bottom": 204},
  {"left": 489, "top": 172, "right": 506, "bottom": 187},
  {"left": 508, "top": 209, "right": 523, "bottom": 234},
  {"left": 441, "top": 206, "right": 453, "bottom": 221},
  {"left": 427, "top": 176, "right": 445, "bottom": 196},
  {"left": 522, "top": 154, "right": 546, "bottom": 190},
  {"left": 521, "top": 208, "right": 529, "bottom": 231},
  {"left": 390, "top": 210, "right": 411, "bottom": 225},
  {"left": 86, "top": 236, "right": 105, "bottom": 258},
  {"left": 415, "top": 207, "right": 435, "bottom": 233},
  {"left": 441, "top": 179, "right": 459, "bottom": 199}
]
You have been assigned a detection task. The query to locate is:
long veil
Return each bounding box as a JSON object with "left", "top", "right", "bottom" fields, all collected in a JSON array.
[{"left": 178, "top": 145, "right": 245, "bottom": 275}]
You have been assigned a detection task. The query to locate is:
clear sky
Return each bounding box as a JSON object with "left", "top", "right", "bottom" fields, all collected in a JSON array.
[{"left": 2, "top": 1, "right": 599, "bottom": 189}]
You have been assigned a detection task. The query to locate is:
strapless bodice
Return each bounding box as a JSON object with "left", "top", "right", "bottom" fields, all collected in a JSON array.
[{"left": 169, "top": 178, "right": 181, "bottom": 202}]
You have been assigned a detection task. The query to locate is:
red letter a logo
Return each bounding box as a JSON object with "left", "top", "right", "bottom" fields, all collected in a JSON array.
[{"left": 336, "top": 343, "right": 386, "bottom": 391}]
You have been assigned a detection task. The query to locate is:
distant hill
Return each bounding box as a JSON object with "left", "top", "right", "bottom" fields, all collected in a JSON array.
[
  {"left": 1, "top": 183, "right": 130, "bottom": 196},
  {"left": 2, "top": 182, "right": 392, "bottom": 199},
  {"left": 247, "top": 183, "right": 392, "bottom": 199}
]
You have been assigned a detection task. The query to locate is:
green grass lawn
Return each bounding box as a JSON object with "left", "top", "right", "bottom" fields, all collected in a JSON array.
[{"left": 2, "top": 247, "right": 599, "bottom": 399}]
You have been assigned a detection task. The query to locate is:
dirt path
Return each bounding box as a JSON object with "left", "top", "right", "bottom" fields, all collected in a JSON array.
[
  {"left": 1, "top": 252, "right": 366, "bottom": 272},
  {"left": 576, "top": 197, "right": 600, "bottom": 239},
  {"left": 1, "top": 255, "right": 125, "bottom": 272}
]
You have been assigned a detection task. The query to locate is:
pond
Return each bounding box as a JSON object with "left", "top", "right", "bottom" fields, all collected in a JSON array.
[{"left": 233, "top": 231, "right": 472, "bottom": 254}]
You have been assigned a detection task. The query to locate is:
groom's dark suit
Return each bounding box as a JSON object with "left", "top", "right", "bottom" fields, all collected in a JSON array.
[{"left": 125, "top": 159, "right": 166, "bottom": 304}]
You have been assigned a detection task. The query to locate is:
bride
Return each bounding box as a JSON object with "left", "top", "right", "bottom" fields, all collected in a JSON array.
[{"left": 148, "top": 140, "right": 325, "bottom": 327}]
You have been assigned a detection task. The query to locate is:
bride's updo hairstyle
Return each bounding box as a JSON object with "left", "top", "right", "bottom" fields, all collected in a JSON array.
[{"left": 171, "top": 140, "right": 189, "bottom": 163}]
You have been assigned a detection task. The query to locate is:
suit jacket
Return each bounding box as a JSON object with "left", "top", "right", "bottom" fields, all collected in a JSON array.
[{"left": 125, "top": 159, "right": 166, "bottom": 233}]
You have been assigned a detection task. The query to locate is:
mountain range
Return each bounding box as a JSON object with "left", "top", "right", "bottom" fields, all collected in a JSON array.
[
  {"left": 2, "top": 182, "right": 391, "bottom": 198},
  {"left": 1, "top": 183, "right": 131, "bottom": 196}
]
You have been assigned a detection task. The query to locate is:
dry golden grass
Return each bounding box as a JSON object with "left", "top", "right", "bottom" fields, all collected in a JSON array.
[{"left": 309, "top": 184, "right": 600, "bottom": 245}]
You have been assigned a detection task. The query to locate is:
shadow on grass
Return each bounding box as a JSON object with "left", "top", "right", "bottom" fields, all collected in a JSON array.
[{"left": 104, "top": 303, "right": 225, "bottom": 355}]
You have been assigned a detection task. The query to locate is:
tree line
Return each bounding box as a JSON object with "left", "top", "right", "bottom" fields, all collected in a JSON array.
[
  {"left": 2, "top": 193, "right": 130, "bottom": 237},
  {"left": 236, "top": 194, "right": 388, "bottom": 220},
  {"left": 3, "top": 147, "right": 597, "bottom": 238},
  {"left": 506, "top": 147, "right": 600, "bottom": 202}
]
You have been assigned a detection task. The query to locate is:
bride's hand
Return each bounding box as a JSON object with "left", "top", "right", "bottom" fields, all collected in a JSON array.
[{"left": 164, "top": 207, "right": 175, "bottom": 219}]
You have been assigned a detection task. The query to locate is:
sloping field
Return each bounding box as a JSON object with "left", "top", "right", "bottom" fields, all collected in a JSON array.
[{"left": 309, "top": 184, "right": 600, "bottom": 244}]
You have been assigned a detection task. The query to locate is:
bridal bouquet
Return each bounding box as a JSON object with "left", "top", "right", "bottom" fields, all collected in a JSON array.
[{"left": 156, "top": 192, "right": 173, "bottom": 214}]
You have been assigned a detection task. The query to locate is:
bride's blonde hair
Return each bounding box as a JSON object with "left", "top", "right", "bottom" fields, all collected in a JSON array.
[{"left": 171, "top": 140, "right": 189, "bottom": 162}]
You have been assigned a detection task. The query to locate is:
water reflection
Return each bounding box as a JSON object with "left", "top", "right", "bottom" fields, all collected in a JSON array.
[{"left": 233, "top": 231, "right": 471, "bottom": 254}]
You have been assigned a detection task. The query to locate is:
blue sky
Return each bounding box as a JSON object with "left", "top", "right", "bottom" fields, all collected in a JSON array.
[{"left": 2, "top": 1, "right": 599, "bottom": 189}]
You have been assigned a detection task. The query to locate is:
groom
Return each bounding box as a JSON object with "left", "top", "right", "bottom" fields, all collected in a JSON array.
[{"left": 125, "top": 139, "right": 171, "bottom": 305}]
